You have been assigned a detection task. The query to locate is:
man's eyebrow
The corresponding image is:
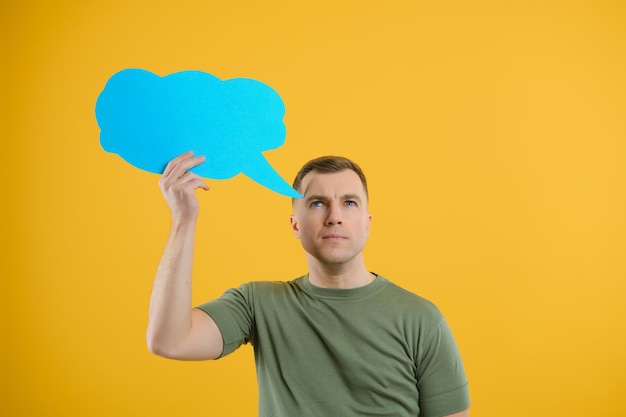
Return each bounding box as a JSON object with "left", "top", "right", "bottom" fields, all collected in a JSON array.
[
  {"left": 304, "top": 194, "right": 362, "bottom": 203},
  {"left": 342, "top": 194, "right": 362, "bottom": 202},
  {"left": 304, "top": 195, "right": 329, "bottom": 203}
]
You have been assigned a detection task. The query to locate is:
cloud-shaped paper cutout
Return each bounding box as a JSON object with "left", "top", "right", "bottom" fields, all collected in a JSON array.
[{"left": 95, "top": 68, "right": 301, "bottom": 198}]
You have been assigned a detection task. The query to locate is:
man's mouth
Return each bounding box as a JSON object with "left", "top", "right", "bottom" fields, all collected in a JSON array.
[{"left": 323, "top": 234, "right": 347, "bottom": 240}]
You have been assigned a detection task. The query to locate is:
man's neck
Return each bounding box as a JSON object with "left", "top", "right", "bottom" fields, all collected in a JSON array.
[{"left": 306, "top": 256, "right": 374, "bottom": 289}]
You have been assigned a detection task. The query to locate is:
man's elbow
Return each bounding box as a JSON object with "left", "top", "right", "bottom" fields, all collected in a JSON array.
[{"left": 146, "top": 333, "right": 178, "bottom": 359}]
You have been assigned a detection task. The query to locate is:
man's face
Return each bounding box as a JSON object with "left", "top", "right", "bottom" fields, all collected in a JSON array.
[{"left": 290, "top": 169, "right": 371, "bottom": 267}]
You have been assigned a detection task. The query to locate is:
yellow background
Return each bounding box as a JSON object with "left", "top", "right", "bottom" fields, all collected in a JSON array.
[{"left": 2, "top": 1, "right": 625, "bottom": 416}]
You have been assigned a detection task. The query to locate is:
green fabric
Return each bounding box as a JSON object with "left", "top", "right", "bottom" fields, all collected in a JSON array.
[{"left": 197, "top": 275, "right": 469, "bottom": 417}]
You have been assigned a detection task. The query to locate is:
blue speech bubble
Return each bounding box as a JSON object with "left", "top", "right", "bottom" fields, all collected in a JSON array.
[{"left": 95, "top": 68, "right": 301, "bottom": 198}]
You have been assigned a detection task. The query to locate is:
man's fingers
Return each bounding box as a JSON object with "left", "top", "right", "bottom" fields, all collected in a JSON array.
[
  {"left": 179, "top": 172, "right": 210, "bottom": 191},
  {"left": 170, "top": 155, "right": 206, "bottom": 180},
  {"left": 163, "top": 151, "right": 194, "bottom": 176},
  {"left": 163, "top": 151, "right": 205, "bottom": 178},
  {"left": 160, "top": 152, "right": 208, "bottom": 192},
  {"left": 160, "top": 171, "right": 209, "bottom": 194}
]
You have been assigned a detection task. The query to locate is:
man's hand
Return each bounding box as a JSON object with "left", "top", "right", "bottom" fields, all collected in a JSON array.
[{"left": 159, "top": 151, "right": 209, "bottom": 222}]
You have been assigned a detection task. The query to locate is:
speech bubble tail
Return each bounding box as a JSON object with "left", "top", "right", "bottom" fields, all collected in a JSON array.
[{"left": 242, "top": 154, "right": 302, "bottom": 198}]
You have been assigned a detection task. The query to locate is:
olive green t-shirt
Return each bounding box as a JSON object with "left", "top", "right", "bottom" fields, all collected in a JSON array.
[{"left": 197, "top": 275, "right": 469, "bottom": 417}]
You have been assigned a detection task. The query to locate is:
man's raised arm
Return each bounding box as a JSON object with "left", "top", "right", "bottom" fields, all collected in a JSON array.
[{"left": 146, "top": 151, "right": 224, "bottom": 360}]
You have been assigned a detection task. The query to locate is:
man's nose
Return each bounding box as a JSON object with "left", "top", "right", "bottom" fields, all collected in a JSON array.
[{"left": 325, "top": 203, "right": 343, "bottom": 225}]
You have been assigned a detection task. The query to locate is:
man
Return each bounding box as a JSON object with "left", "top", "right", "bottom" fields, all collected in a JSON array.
[{"left": 147, "top": 151, "right": 470, "bottom": 417}]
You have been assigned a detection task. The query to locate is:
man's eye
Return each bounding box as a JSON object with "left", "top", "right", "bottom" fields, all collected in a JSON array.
[
  {"left": 345, "top": 201, "right": 357, "bottom": 206},
  {"left": 310, "top": 201, "right": 324, "bottom": 207}
]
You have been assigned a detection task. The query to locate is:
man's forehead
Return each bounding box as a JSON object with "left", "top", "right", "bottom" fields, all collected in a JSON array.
[{"left": 300, "top": 169, "right": 367, "bottom": 197}]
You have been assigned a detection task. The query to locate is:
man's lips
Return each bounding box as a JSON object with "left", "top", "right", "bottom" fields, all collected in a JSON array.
[{"left": 322, "top": 234, "right": 347, "bottom": 240}]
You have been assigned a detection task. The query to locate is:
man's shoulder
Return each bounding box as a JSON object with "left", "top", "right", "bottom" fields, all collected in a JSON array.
[
  {"left": 376, "top": 275, "right": 443, "bottom": 316},
  {"left": 237, "top": 276, "right": 306, "bottom": 295}
]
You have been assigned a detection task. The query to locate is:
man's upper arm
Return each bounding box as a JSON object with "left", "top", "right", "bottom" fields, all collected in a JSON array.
[
  {"left": 442, "top": 410, "right": 469, "bottom": 417},
  {"left": 188, "top": 308, "right": 224, "bottom": 359},
  {"left": 153, "top": 308, "right": 224, "bottom": 361}
]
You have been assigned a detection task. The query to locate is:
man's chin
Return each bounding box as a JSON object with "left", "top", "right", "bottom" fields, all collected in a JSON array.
[{"left": 310, "top": 251, "right": 359, "bottom": 267}]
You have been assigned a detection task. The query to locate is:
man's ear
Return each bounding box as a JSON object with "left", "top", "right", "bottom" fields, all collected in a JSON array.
[{"left": 290, "top": 215, "right": 301, "bottom": 239}]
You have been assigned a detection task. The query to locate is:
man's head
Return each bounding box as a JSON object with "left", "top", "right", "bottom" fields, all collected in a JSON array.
[
  {"left": 290, "top": 156, "right": 371, "bottom": 269},
  {"left": 292, "top": 156, "right": 369, "bottom": 203}
]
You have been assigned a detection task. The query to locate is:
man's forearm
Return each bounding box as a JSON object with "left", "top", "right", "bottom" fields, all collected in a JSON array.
[{"left": 146, "top": 219, "right": 197, "bottom": 356}]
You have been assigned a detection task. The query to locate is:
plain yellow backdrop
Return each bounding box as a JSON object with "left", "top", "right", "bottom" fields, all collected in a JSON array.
[{"left": 2, "top": 0, "right": 625, "bottom": 416}]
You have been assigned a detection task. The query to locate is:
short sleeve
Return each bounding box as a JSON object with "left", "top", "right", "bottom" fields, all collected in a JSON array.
[
  {"left": 416, "top": 318, "right": 470, "bottom": 417},
  {"left": 196, "top": 284, "right": 255, "bottom": 358}
]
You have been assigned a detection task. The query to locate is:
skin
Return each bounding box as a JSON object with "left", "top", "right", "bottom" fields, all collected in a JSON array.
[
  {"left": 146, "top": 151, "right": 222, "bottom": 360},
  {"left": 146, "top": 151, "right": 469, "bottom": 416},
  {"left": 290, "top": 169, "right": 373, "bottom": 289}
]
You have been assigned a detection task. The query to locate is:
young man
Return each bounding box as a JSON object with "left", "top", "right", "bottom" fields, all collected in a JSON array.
[{"left": 147, "top": 151, "right": 470, "bottom": 417}]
